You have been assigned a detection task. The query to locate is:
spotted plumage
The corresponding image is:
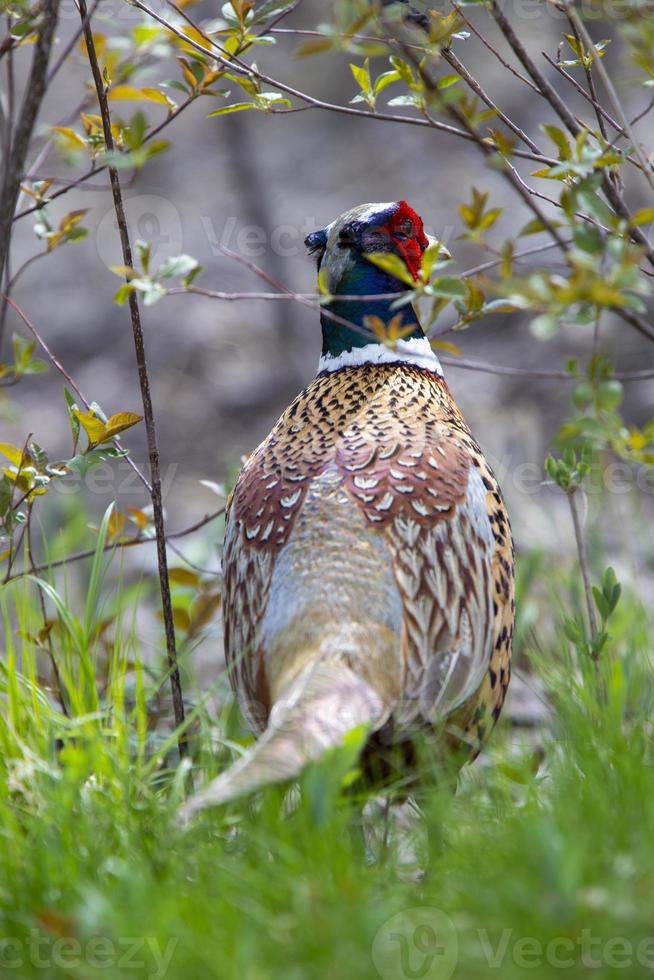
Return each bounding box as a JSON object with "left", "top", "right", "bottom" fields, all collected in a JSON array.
[{"left": 180, "top": 202, "right": 514, "bottom": 820}]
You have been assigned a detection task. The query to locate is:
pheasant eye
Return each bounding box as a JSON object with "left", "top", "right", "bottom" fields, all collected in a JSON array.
[
  {"left": 398, "top": 218, "right": 414, "bottom": 238},
  {"left": 339, "top": 225, "right": 357, "bottom": 247}
]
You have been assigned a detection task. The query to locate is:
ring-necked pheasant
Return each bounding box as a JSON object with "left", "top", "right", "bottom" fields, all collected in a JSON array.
[{"left": 180, "top": 201, "right": 514, "bottom": 821}]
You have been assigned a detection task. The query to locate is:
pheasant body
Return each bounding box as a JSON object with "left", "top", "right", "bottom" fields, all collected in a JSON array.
[{"left": 180, "top": 202, "right": 514, "bottom": 819}]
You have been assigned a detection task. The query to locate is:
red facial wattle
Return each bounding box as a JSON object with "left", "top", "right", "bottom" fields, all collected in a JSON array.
[{"left": 383, "top": 201, "right": 429, "bottom": 282}]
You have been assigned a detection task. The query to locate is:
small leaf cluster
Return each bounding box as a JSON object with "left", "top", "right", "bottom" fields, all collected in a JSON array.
[
  {"left": 563, "top": 566, "right": 621, "bottom": 661},
  {"left": 545, "top": 448, "right": 591, "bottom": 493},
  {"left": 0, "top": 335, "right": 47, "bottom": 388},
  {"left": 112, "top": 242, "right": 201, "bottom": 307},
  {"left": 557, "top": 356, "right": 654, "bottom": 466},
  {"left": 0, "top": 390, "right": 143, "bottom": 566}
]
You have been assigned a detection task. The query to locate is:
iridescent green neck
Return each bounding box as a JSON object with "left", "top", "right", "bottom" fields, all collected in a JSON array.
[{"left": 320, "top": 261, "right": 423, "bottom": 358}]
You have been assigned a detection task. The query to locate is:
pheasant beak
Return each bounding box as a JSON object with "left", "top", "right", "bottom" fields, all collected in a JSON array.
[
  {"left": 426, "top": 234, "right": 451, "bottom": 260},
  {"left": 305, "top": 228, "right": 328, "bottom": 257}
]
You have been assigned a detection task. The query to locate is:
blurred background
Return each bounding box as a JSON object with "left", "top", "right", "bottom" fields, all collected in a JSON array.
[{"left": 3, "top": 0, "right": 654, "bottom": 684}]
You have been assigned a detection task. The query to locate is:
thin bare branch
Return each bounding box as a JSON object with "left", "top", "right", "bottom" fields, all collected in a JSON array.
[
  {"left": 139, "top": 0, "right": 559, "bottom": 167},
  {"left": 171, "top": 283, "right": 654, "bottom": 381},
  {"left": 451, "top": 2, "right": 541, "bottom": 95},
  {"left": 564, "top": 13, "right": 609, "bottom": 142},
  {"left": 441, "top": 45, "right": 542, "bottom": 154},
  {"left": 13, "top": 95, "right": 195, "bottom": 223},
  {"left": 568, "top": 487, "right": 599, "bottom": 643},
  {"left": 2, "top": 296, "right": 152, "bottom": 492},
  {"left": 565, "top": 5, "right": 654, "bottom": 194},
  {"left": 4, "top": 507, "right": 226, "bottom": 584},
  {"left": 47, "top": 0, "right": 100, "bottom": 83},
  {"left": 80, "top": 0, "right": 187, "bottom": 753},
  {"left": 439, "top": 356, "right": 654, "bottom": 382},
  {"left": 0, "top": 0, "right": 60, "bottom": 352},
  {"left": 488, "top": 0, "right": 654, "bottom": 268}
]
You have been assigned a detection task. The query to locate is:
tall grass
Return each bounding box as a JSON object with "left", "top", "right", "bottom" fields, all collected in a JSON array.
[{"left": 1, "top": 518, "right": 653, "bottom": 980}]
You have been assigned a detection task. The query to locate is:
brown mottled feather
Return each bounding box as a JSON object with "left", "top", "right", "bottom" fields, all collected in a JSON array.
[{"left": 222, "top": 364, "right": 513, "bottom": 763}]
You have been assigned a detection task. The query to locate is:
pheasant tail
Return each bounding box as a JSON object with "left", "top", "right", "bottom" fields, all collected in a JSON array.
[{"left": 178, "top": 651, "right": 391, "bottom": 823}]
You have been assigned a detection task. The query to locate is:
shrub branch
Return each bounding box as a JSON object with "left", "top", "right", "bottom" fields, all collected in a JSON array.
[
  {"left": 78, "top": 0, "right": 187, "bottom": 755},
  {"left": 0, "top": 0, "right": 60, "bottom": 353}
]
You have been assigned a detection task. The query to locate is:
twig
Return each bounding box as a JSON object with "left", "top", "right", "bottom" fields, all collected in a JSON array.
[
  {"left": 388, "top": 30, "right": 569, "bottom": 251},
  {"left": 488, "top": 0, "right": 654, "bottom": 269},
  {"left": 134, "top": 0, "right": 558, "bottom": 167},
  {"left": 79, "top": 0, "right": 187, "bottom": 754},
  {"left": 544, "top": 54, "right": 619, "bottom": 136},
  {"left": 3, "top": 507, "right": 226, "bottom": 584},
  {"left": 213, "top": 242, "right": 380, "bottom": 344},
  {"left": 172, "top": 285, "right": 654, "bottom": 381},
  {"left": 568, "top": 488, "right": 599, "bottom": 643},
  {"left": 441, "top": 46, "right": 542, "bottom": 155},
  {"left": 167, "top": 540, "right": 221, "bottom": 577},
  {"left": 564, "top": 13, "right": 608, "bottom": 142},
  {"left": 450, "top": 2, "right": 541, "bottom": 95},
  {"left": 439, "top": 356, "right": 654, "bottom": 382},
  {"left": 13, "top": 95, "right": 195, "bottom": 223},
  {"left": 9, "top": 3, "right": 567, "bottom": 227},
  {"left": 3, "top": 296, "right": 152, "bottom": 493},
  {"left": 459, "top": 238, "right": 571, "bottom": 276},
  {"left": 3, "top": 434, "right": 33, "bottom": 581},
  {"left": 0, "top": 0, "right": 60, "bottom": 353},
  {"left": 259, "top": 0, "right": 304, "bottom": 34},
  {"left": 565, "top": 5, "right": 654, "bottom": 195},
  {"left": 544, "top": 53, "right": 647, "bottom": 181},
  {"left": 47, "top": 0, "right": 100, "bottom": 83}
]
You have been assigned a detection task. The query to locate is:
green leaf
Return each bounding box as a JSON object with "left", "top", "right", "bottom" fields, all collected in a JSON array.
[
  {"left": 542, "top": 124, "right": 571, "bottom": 159},
  {"left": 136, "top": 240, "right": 151, "bottom": 274},
  {"left": 530, "top": 314, "right": 558, "bottom": 339},
  {"left": 207, "top": 102, "right": 256, "bottom": 117},
  {"left": 114, "top": 283, "right": 135, "bottom": 306},
  {"left": 157, "top": 254, "right": 200, "bottom": 279},
  {"left": 84, "top": 502, "right": 115, "bottom": 640},
  {"left": 252, "top": 0, "right": 296, "bottom": 23},
  {"left": 575, "top": 189, "right": 614, "bottom": 225},
  {"left": 0, "top": 443, "right": 28, "bottom": 468},
  {"left": 350, "top": 60, "right": 372, "bottom": 96},
  {"left": 519, "top": 218, "right": 562, "bottom": 237},
  {"left": 420, "top": 241, "right": 448, "bottom": 281},
  {"left": 63, "top": 386, "right": 80, "bottom": 450},
  {"left": 0, "top": 473, "right": 12, "bottom": 519},
  {"left": 593, "top": 586, "right": 609, "bottom": 620},
  {"left": 365, "top": 252, "right": 417, "bottom": 287},
  {"left": 387, "top": 93, "right": 423, "bottom": 108},
  {"left": 429, "top": 276, "right": 466, "bottom": 300},
  {"left": 573, "top": 224, "right": 603, "bottom": 254},
  {"left": 437, "top": 75, "right": 460, "bottom": 90},
  {"left": 629, "top": 207, "right": 654, "bottom": 227},
  {"left": 374, "top": 70, "right": 400, "bottom": 95}
]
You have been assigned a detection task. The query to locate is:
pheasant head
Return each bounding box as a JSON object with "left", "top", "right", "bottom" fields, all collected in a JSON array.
[{"left": 305, "top": 201, "right": 442, "bottom": 373}]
